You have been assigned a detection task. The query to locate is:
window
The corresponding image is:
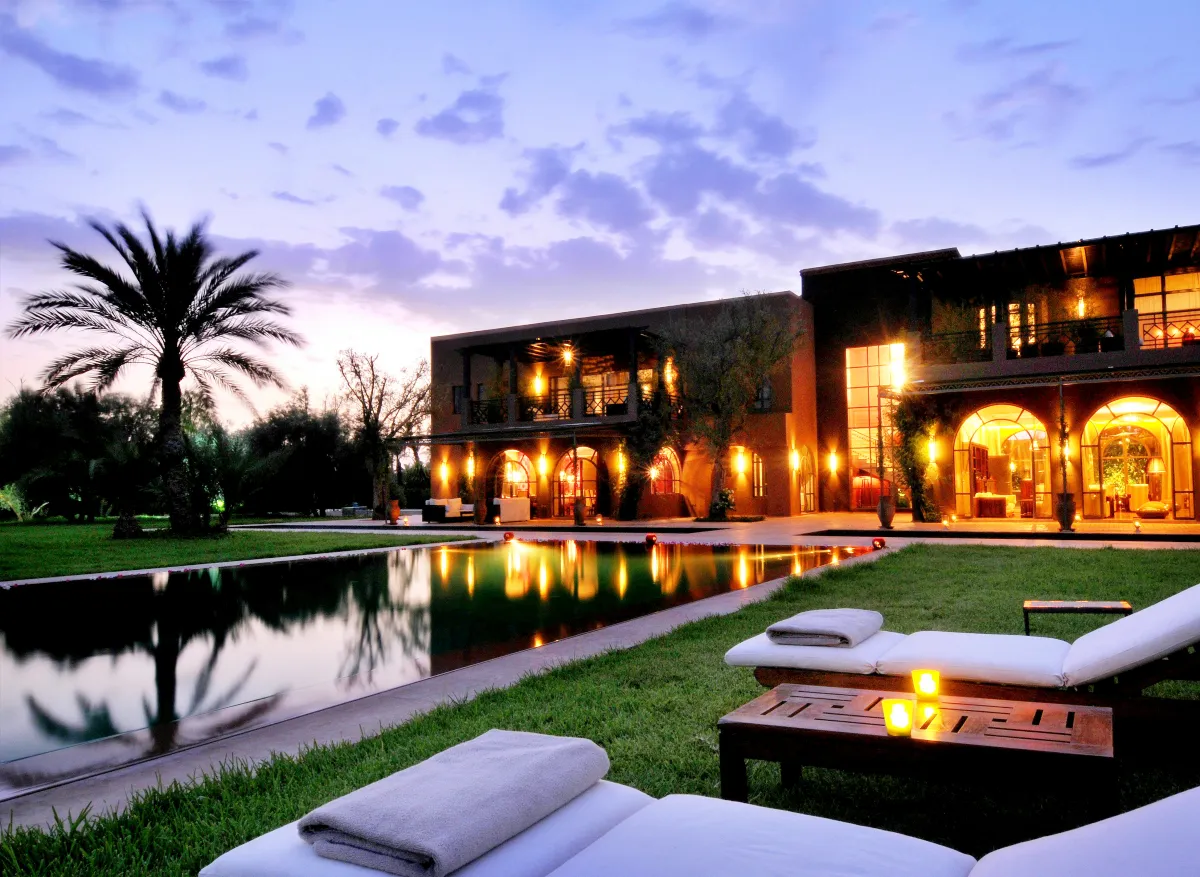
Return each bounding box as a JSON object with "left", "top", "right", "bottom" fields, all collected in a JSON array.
[
  {"left": 752, "top": 452, "right": 765, "bottom": 497},
  {"left": 844, "top": 343, "right": 904, "bottom": 509},
  {"left": 649, "top": 448, "right": 680, "bottom": 495},
  {"left": 451, "top": 385, "right": 466, "bottom": 414},
  {"left": 1136, "top": 273, "right": 1200, "bottom": 348},
  {"left": 977, "top": 303, "right": 1037, "bottom": 351}
]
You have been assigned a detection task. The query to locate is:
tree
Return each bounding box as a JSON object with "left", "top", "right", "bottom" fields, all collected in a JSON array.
[
  {"left": 661, "top": 294, "right": 801, "bottom": 519},
  {"left": 337, "top": 351, "right": 431, "bottom": 515},
  {"left": 4, "top": 210, "right": 302, "bottom": 535},
  {"left": 617, "top": 383, "right": 675, "bottom": 519}
]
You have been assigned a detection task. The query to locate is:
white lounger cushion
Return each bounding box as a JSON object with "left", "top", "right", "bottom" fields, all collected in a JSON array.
[
  {"left": 724, "top": 630, "right": 906, "bottom": 674},
  {"left": 546, "top": 794, "right": 976, "bottom": 877},
  {"left": 200, "top": 780, "right": 652, "bottom": 877},
  {"left": 971, "top": 786, "right": 1200, "bottom": 877},
  {"left": 876, "top": 631, "right": 1070, "bottom": 688},
  {"left": 1062, "top": 582, "right": 1200, "bottom": 686}
]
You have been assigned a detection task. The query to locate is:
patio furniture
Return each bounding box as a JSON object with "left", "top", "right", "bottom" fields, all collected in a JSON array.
[
  {"left": 203, "top": 732, "right": 1200, "bottom": 877},
  {"left": 1023, "top": 600, "right": 1133, "bottom": 635},
  {"left": 973, "top": 493, "right": 1007, "bottom": 518},
  {"left": 490, "top": 496, "right": 531, "bottom": 523},
  {"left": 718, "top": 684, "right": 1113, "bottom": 806},
  {"left": 725, "top": 582, "right": 1200, "bottom": 748}
]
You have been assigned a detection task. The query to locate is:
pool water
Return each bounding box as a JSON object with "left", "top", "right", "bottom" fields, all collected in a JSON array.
[{"left": 0, "top": 541, "right": 862, "bottom": 772}]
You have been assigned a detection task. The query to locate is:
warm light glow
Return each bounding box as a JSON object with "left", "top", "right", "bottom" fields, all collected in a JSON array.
[
  {"left": 641, "top": 383, "right": 651, "bottom": 395},
  {"left": 734, "top": 448, "right": 746, "bottom": 475},
  {"left": 618, "top": 557, "right": 628, "bottom": 599},
  {"left": 532, "top": 373, "right": 545, "bottom": 395},
  {"left": 617, "top": 451, "right": 626, "bottom": 474},
  {"left": 532, "top": 633, "right": 544, "bottom": 648},
  {"left": 467, "top": 556, "right": 475, "bottom": 596},
  {"left": 402, "top": 515, "right": 409, "bottom": 526},
  {"left": 1009, "top": 462, "right": 1016, "bottom": 472},
  {"left": 664, "top": 358, "right": 675, "bottom": 386},
  {"left": 650, "top": 544, "right": 659, "bottom": 582},
  {"left": 889, "top": 342, "right": 906, "bottom": 389},
  {"left": 506, "top": 462, "right": 521, "bottom": 482},
  {"left": 950, "top": 514, "right": 958, "bottom": 523},
  {"left": 466, "top": 455, "right": 475, "bottom": 479},
  {"left": 828, "top": 451, "right": 839, "bottom": 474},
  {"left": 439, "top": 462, "right": 449, "bottom": 482},
  {"left": 494, "top": 515, "right": 501, "bottom": 524},
  {"left": 1061, "top": 440, "right": 1070, "bottom": 461},
  {"left": 596, "top": 514, "right": 603, "bottom": 525},
  {"left": 567, "top": 539, "right": 577, "bottom": 562},
  {"left": 561, "top": 345, "right": 574, "bottom": 366},
  {"left": 919, "top": 703, "right": 940, "bottom": 727},
  {"left": 538, "top": 454, "right": 548, "bottom": 476},
  {"left": 912, "top": 669, "right": 940, "bottom": 699},
  {"left": 790, "top": 449, "right": 801, "bottom": 471},
  {"left": 737, "top": 551, "right": 750, "bottom": 588},
  {"left": 648, "top": 465, "right": 659, "bottom": 480},
  {"left": 538, "top": 561, "right": 549, "bottom": 598},
  {"left": 1076, "top": 297, "right": 1086, "bottom": 319},
  {"left": 942, "top": 516, "right": 950, "bottom": 528},
  {"left": 1135, "top": 520, "right": 1142, "bottom": 532},
  {"left": 1075, "top": 512, "right": 1081, "bottom": 522},
  {"left": 882, "top": 698, "right": 914, "bottom": 736},
  {"left": 927, "top": 439, "right": 937, "bottom": 464}
]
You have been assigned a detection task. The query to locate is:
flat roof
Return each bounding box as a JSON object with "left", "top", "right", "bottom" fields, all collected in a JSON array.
[{"left": 799, "top": 248, "right": 960, "bottom": 277}]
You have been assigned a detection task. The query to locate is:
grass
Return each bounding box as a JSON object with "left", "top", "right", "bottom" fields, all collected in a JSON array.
[
  {"left": 0, "top": 522, "right": 472, "bottom": 581},
  {"left": 3, "top": 544, "right": 1200, "bottom": 875}
]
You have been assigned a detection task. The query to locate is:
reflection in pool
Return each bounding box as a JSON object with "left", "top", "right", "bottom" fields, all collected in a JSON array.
[{"left": 0, "top": 541, "right": 863, "bottom": 776}]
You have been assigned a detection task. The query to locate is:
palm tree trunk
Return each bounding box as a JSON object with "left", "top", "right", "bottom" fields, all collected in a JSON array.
[{"left": 159, "top": 376, "right": 195, "bottom": 535}]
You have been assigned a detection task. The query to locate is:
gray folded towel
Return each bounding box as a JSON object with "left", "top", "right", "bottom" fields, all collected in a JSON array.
[
  {"left": 766, "top": 608, "right": 884, "bottom": 647},
  {"left": 298, "top": 729, "right": 609, "bottom": 877}
]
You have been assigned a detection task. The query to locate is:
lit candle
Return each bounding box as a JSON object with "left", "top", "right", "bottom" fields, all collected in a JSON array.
[
  {"left": 911, "top": 669, "right": 940, "bottom": 699},
  {"left": 881, "top": 698, "right": 914, "bottom": 736}
]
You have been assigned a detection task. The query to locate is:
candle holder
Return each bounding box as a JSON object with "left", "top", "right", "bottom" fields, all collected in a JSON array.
[
  {"left": 881, "top": 698, "right": 914, "bottom": 737},
  {"left": 911, "top": 669, "right": 940, "bottom": 700}
]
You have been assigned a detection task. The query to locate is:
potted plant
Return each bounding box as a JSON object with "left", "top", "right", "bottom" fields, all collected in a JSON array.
[{"left": 877, "top": 483, "right": 896, "bottom": 529}]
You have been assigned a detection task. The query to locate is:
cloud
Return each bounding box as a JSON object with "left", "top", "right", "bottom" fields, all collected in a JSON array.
[
  {"left": 376, "top": 117, "right": 399, "bottom": 137},
  {"left": 323, "top": 227, "right": 444, "bottom": 286},
  {"left": 685, "top": 208, "right": 748, "bottom": 250},
  {"left": 199, "top": 53, "right": 248, "bottom": 81},
  {"left": 500, "top": 146, "right": 576, "bottom": 215},
  {"left": 158, "top": 89, "right": 207, "bottom": 114},
  {"left": 0, "top": 18, "right": 139, "bottom": 97},
  {"left": 957, "top": 36, "right": 1075, "bottom": 64},
  {"left": 29, "top": 134, "right": 75, "bottom": 161},
  {"left": 616, "top": 3, "right": 736, "bottom": 42},
  {"left": 752, "top": 172, "right": 880, "bottom": 236},
  {"left": 331, "top": 163, "right": 353, "bottom": 177},
  {"left": 614, "top": 110, "right": 703, "bottom": 147},
  {"left": 442, "top": 52, "right": 471, "bottom": 75},
  {"left": 556, "top": 171, "right": 654, "bottom": 234},
  {"left": 1070, "top": 137, "right": 1151, "bottom": 170},
  {"left": 268, "top": 141, "right": 288, "bottom": 154},
  {"left": 415, "top": 86, "right": 504, "bottom": 144},
  {"left": 1162, "top": 141, "right": 1200, "bottom": 165},
  {"left": 944, "top": 64, "right": 1085, "bottom": 143},
  {"left": 643, "top": 145, "right": 759, "bottom": 214},
  {"left": 306, "top": 92, "right": 345, "bottom": 129},
  {"left": 379, "top": 185, "right": 425, "bottom": 211},
  {"left": 0, "top": 144, "right": 32, "bottom": 166},
  {"left": 43, "top": 108, "right": 95, "bottom": 126},
  {"left": 714, "top": 92, "right": 813, "bottom": 159},
  {"left": 272, "top": 191, "right": 316, "bottom": 205},
  {"left": 224, "top": 15, "right": 303, "bottom": 43}
]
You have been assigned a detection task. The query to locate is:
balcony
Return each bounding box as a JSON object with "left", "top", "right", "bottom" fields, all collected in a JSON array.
[{"left": 461, "top": 384, "right": 687, "bottom": 429}]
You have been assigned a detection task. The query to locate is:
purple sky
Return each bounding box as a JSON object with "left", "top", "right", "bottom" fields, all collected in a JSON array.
[{"left": 2, "top": 0, "right": 1199, "bottom": 423}]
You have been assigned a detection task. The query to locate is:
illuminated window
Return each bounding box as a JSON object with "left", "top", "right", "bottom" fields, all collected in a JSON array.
[
  {"left": 751, "top": 452, "right": 765, "bottom": 498},
  {"left": 493, "top": 450, "right": 534, "bottom": 499},
  {"left": 1136, "top": 273, "right": 1200, "bottom": 349},
  {"left": 650, "top": 448, "right": 681, "bottom": 495},
  {"left": 845, "top": 344, "right": 904, "bottom": 509}
]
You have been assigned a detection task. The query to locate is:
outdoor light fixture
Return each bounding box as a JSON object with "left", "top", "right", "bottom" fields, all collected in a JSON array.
[
  {"left": 648, "top": 465, "right": 660, "bottom": 480},
  {"left": 439, "top": 462, "right": 449, "bottom": 482},
  {"left": 735, "top": 448, "right": 746, "bottom": 474},
  {"left": 1077, "top": 297, "right": 1086, "bottom": 319},
  {"left": 881, "top": 699, "right": 914, "bottom": 737},
  {"left": 790, "top": 449, "right": 801, "bottom": 471},
  {"left": 1148, "top": 457, "right": 1166, "bottom": 474},
  {"left": 927, "top": 440, "right": 937, "bottom": 464},
  {"left": 828, "top": 451, "right": 838, "bottom": 474},
  {"left": 912, "top": 669, "right": 940, "bottom": 699},
  {"left": 538, "top": 454, "right": 548, "bottom": 476},
  {"left": 466, "top": 455, "right": 475, "bottom": 479},
  {"left": 532, "top": 374, "right": 544, "bottom": 395},
  {"left": 561, "top": 345, "right": 574, "bottom": 366},
  {"left": 617, "top": 451, "right": 626, "bottom": 474}
]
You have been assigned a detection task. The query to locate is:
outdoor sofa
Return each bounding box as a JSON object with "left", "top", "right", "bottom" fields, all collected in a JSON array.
[
  {"left": 421, "top": 498, "right": 470, "bottom": 522},
  {"left": 725, "top": 582, "right": 1200, "bottom": 743},
  {"left": 202, "top": 753, "right": 1199, "bottom": 877}
]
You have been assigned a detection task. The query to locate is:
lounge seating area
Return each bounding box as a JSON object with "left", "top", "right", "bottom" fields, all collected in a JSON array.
[
  {"left": 203, "top": 730, "right": 1200, "bottom": 877},
  {"left": 421, "top": 498, "right": 472, "bottom": 522}
]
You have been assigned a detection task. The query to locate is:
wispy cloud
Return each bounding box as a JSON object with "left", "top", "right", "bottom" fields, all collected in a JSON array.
[
  {"left": 615, "top": 3, "right": 737, "bottom": 42},
  {"left": 0, "top": 17, "right": 139, "bottom": 97},
  {"left": 267, "top": 141, "right": 288, "bottom": 154},
  {"left": 158, "top": 89, "right": 207, "bottom": 114},
  {"left": 415, "top": 85, "right": 503, "bottom": 144},
  {"left": 1070, "top": 137, "right": 1152, "bottom": 170},
  {"left": 442, "top": 53, "right": 471, "bottom": 75},
  {"left": 957, "top": 36, "right": 1075, "bottom": 63},
  {"left": 272, "top": 191, "right": 317, "bottom": 205},
  {"left": 945, "top": 64, "right": 1085, "bottom": 143},
  {"left": 306, "top": 92, "right": 345, "bottom": 129},
  {"left": 224, "top": 14, "right": 303, "bottom": 43},
  {"left": 331, "top": 163, "right": 353, "bottom": 177},
  {"left": 199, "top": 53, "right": 248, "bottom": 81},
  {"left": 376, "top": 117, "right": 398, "bottom": 137},
  {"left": 1162, "top": 141, "right": 1200, "bottom": 165},
  {"left": 0, "top": 144, "right": 31, "bottom": 166},
  {"left": 380, "top": 185, "right": 425, "bottom": 210}
]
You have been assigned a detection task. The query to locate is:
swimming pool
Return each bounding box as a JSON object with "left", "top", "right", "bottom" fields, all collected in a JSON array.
[{"left": 0, "top": 540, "right": 863, "bottom": 786}]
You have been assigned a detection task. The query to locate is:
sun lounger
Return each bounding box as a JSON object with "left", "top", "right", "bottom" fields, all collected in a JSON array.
[{"left": 204, "top": 735, "right": 1200, "bottom": 876}]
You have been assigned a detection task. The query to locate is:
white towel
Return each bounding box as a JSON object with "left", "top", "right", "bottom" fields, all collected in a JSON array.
[
  {"left": 298, "top": 729, "right": 609, "bottom": 877},
  {"left": 766, "top": 608, "right": 884, "bottom": 647}
]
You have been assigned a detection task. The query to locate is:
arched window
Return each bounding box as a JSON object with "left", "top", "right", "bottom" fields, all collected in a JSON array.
[
  {"left": 552, "top": 447, "right": 599, "bottom": 516},
  {"left": 649, "top": 448, "right": 681, "bottom": 495},
  {"left": 954, "top": 404, "right": 1050, "bottom": 519},
  {"left": 1082, "top": 397, "right": 1192, "bottom": 520},
  {"left": 491, "top": 450, "right": 534, "bottom": 499}
]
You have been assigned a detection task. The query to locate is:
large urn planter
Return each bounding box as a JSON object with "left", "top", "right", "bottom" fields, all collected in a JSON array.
[
  {"left": 877, "top": 495, "right": 896, "bottom": 529},
  {"left": 1055, "top": 492, "right": 1076, "bottom": 532}
]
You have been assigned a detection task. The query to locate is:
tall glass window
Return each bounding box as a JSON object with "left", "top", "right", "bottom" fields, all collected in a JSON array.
[{"left": 845, "top": 343, "right": 904, "bottom": 510}]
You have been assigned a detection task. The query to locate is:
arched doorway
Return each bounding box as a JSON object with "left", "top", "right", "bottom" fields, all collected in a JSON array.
[
  {"left": 954, "top": 404, "right": 1050, "bottom": 519},
  {"left": 796, "top": 447, "right": 816, "bottom": 513},
  {"left": 1082, "top": 397, "right": 1193, "bottom": 520},
  {"left": 649, "top": 448, "right": 681, "bottom": 495},
  {"left": 552, "top": 447, "right": 599, "bottom": 517},
  {"left": 489, "top": 450, "right": 534, "bottom": 500}
]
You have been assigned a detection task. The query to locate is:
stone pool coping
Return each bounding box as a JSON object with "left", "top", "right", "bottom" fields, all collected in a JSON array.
[{"left": 2, "top": 544, "right": 889, "bottom": 829}]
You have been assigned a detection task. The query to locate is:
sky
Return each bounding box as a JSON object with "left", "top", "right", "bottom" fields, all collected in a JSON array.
[{"left": 2, "top": 0, "right": 1199, "bottom": 424}]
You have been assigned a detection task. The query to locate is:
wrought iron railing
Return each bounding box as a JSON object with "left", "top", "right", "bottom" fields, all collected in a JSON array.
[
  {"left": 518, "top": 391, "right": 572, "bottom": 421},
  {"left": 920, "top": 329, "right": 992, "bottom": 365},
  {"left": 468, "top": 398, "right": 505, "bottom": 424},
  {"left": 583, "top": 386, "right": 629, "bottom": 417},
  {"left": 1140, "top": 307, "right": 1200, "bottom": 350},
  {"left": 1009, "top": 315, "right": 1124, "bottom": 357}
]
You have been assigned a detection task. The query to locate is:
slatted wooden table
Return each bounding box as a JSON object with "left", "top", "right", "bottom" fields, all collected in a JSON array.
[
  {"left": 1023, "top": 599, "right": 1133, "bottom": 635},
  {"left": 719, "top": 684, "right": 1114, "bottom": 806}
]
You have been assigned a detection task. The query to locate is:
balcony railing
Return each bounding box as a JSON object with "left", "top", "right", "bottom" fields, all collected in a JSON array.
[
  {"left": 468, "top": 398, "right": 505, "bottom": 424},
  {"left": 583, "top": 386, "right": 629, "bottom": 417},
  {"left": 1141, "top": 308, "right": 1200, "bottom": 350},
  {"left": 517, "top": 390, "right": 572, "bottom": 422},
  {"left": 920, "top": 329, "right": 992, "bottom": 365},
  {"left": 1008, "top": 315, "right": 1124, "bottom": 358}
]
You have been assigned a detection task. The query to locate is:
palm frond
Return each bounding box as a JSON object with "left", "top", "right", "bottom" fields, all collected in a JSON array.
[
  {"left": 190, "top": 347, "right": 285, "bottom": 388},
  {"left": 42, "top": 345, "right": 149, "bottom": 390}
]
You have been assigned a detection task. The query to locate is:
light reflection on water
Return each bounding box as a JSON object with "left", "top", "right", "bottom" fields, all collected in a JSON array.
[{"left": 0, "top": 541, "right": 862, "bottom": 773}]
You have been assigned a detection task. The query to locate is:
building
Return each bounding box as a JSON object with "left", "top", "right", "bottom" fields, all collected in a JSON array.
[
  {"left": 428, "top": 293, "right": 818, "bottom": 519},
  {"left": 802, "top": 223, "right": 1200, "bottom": 522}
]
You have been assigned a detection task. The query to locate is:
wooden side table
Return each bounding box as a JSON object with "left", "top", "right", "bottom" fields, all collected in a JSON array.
[
  {"left": 1023, "top": 600, "right": 1133, "bottom": 635},
  {"left": 718, "top": 684, "right": 1114, "bottom": 810}
]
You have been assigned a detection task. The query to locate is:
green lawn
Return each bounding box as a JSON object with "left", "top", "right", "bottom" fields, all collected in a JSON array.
[
  {"left": 0, "top": 523, "right": 471, "bottom": 581},
  {"left": 3, "top": 545, "right": 1199, "bottom": 875}
]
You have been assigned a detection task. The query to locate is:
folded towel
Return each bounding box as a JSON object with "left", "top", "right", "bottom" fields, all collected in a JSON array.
[
  {"left": 767, "top": 608, "right": 884, "bottom": 647},
  {"left": 298, "top": 729, "right": 609, "bottom": 877}
]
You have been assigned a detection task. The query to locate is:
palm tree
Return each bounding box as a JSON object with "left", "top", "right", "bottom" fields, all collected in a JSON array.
[{"left": 5, "top": 210, "right": 302, "bottom": 534}]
